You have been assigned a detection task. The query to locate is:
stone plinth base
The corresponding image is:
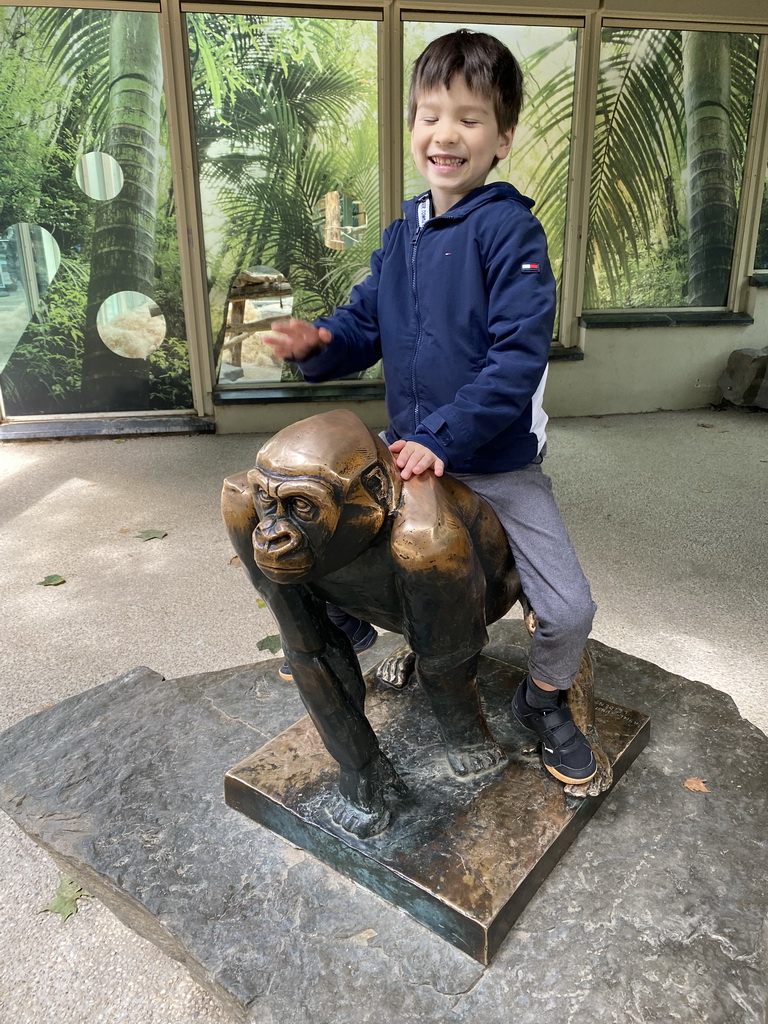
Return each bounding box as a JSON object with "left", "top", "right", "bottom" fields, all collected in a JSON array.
[{"left": 226, "top": 657, "right": 649, "bottom": 963}]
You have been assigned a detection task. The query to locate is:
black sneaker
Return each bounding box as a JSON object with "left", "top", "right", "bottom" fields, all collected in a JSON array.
[
  {"left": 279, "top": 616, "right": 378, "bottom": 682},
  {"left": 512, "top": 678, "right": 597, "bottom": 785}
]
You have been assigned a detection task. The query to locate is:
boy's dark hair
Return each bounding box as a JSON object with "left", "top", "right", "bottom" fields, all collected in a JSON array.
[{"left": 407, "top": 30, "right": 524, "bottom": 134}]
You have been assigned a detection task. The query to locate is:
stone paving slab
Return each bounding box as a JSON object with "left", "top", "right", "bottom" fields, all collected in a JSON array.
[{"left": 0, "top": 621, "right": 766, "bottom": 1024}]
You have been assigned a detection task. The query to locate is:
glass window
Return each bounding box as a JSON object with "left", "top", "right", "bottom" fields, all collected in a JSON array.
[
  {"left": 185, "top": 12, "right": 381, "bottom": 387},
  {"left": 0, "top": 6, "right": 191, "bottom": 416},
  {"left": 402, "top": 20, "right": 579, "bottom": 338},
  {"left": 585, "top": 27, "right": 760, "bottom": 310}
]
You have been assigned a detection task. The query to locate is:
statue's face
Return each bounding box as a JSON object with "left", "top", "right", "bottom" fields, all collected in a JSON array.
[
  {"left": 248, "top": 465, "right": 343, "bottom": 583},
  {"left": 248, "top": 410, "right": 391, "bottom": 584}
]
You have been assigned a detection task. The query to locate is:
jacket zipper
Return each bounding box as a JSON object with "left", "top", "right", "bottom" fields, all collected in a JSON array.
[{"left": 409, "top": 227, "right": 423, "bottom": 431}]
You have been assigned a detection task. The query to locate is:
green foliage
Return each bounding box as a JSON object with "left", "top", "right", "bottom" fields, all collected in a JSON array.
[
  {"left": 188, "top": 13, "right": 381, "bottom": 369},
  {"left": 40, "top": 875, "right": 91, "bottom": 922},
  {"left": 0, "top": 8, "right": 106, "bottom": 234},
  {"left": 38, "top": 574, "right": 66, "bottom": 586},
  {"left": 1, "top": 6, "right": 192, "bottom": 416},
  {"left": 755, "top": 185, "right": 768, "bottom": 270},
  {"left": 0, "top": 9, "right": 57, "bottom": 227},
  {"left": 149, "top": 181, "right": 193, "bottom": 409},
  {"left": 258, "top": 634, "right": 283, "bottom": 655},
  {"left": 521, "top": 27, "right": 759, "bottom": 309},
  {"left": 1, "top": 255, "right": 88, "bottom": 415},
  {"left": 149, "top": 334, "right": 193, "bottom": 410},
  {"left": 136, "top": 529, "right": 167, "bottom": 541}
]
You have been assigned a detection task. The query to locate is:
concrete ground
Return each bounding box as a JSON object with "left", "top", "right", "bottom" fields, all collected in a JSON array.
[{"left": 1, "top": 406, "right": 766, "bottom": 1024}]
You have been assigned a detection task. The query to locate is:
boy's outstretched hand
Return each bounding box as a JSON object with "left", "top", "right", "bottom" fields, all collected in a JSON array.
[
  {"left": 264, "top": 318, "right": 332, "bottom": 361},
  {"left": 389, "top": 439, "right": 445, "bottom": 480}
]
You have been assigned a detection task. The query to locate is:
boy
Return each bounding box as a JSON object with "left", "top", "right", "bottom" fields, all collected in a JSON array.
[{"left": 266, "top": 30, "right": 597, "bottom": 786}]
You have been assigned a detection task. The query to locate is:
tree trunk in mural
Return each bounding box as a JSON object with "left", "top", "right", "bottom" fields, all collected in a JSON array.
[
  {"left": 80, "top": 11, "right": 162, "bottom": 411},
  {"left": 682, "top": 32, "right": 736, "bottom": 307}
]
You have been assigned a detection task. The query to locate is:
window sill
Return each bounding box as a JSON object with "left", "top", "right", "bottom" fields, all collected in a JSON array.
[
  {"left": 213, "top": 381, "right": 386, "bottom": 404},
  {"left": 548, "top": 342, "right": 584, "bottom": 361},
  {"left": 213, "top": 341, "right": 583, "bottom": 405},
  {"left": 0, "top": 414, "right": 214, "bottom": 441},
  {"left": 580, "top": 310, "right": 754, "bottom": 329},
  {"left": 750, "top": 273, "right": 768, "bottom": 288}
]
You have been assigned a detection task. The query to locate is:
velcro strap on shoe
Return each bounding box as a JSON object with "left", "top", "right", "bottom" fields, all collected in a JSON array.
[{"left": 539, "top": 706, "right": 579, "bottom": 749}]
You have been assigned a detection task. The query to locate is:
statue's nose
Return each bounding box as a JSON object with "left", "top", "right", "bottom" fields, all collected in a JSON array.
[{"left": 254, "top": 518, "right": 302, "bottom": 555}]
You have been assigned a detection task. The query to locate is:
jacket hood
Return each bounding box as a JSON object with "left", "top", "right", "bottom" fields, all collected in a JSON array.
[{"left": 402, "top": 181, "right": 534, "bottom": 228}]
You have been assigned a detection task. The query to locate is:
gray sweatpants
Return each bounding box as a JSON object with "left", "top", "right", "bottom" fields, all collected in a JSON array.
[{"left": 456, "top": 459, "right": 596, "bottom": 689}]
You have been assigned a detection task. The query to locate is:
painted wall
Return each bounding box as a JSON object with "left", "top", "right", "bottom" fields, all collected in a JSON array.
[{"left": 546, "top": 288, "right": 766, "bottom": 416}]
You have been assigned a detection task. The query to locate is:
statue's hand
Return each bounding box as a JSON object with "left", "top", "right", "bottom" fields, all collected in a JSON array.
[{"left": 373, "top": 645, "right": 416, "bottom": 690}]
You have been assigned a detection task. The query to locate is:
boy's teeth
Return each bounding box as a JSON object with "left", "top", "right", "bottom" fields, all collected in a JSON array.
[{"left": 431, "top": 157, "right": 464, "bottom": 166}]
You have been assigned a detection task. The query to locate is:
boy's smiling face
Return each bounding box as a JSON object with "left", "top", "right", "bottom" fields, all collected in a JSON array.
[{"left": 410, "top": 75, "right": 513, "bottom": 217}]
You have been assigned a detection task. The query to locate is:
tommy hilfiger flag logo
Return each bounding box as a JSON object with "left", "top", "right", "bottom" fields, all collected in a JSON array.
[{"left": 521, "top": 262, "right": 540, "bottom": 273}]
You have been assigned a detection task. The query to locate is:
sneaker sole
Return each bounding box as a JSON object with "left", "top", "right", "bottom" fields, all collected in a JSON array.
[
  {"left": 278, "top": 666, "right": 293, "bottom": 681},
  {"left": 544, "top": 762, "right": 598, "bottom": 785}
]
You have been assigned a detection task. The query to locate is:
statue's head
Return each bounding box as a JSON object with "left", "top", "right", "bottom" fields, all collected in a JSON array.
[{"left": 249, "top": 410, "right": 396, "bottom": 583}]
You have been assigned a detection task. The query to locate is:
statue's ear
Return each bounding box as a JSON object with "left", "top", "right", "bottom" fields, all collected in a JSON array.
[{"left": 361, "top": 463, "right": 392, "bottom": 510}]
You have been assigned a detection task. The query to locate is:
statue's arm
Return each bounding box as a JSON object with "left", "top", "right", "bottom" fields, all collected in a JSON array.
[
  {"left": 391, "top": 501, "right": 489, "bottom": 668},
  {"left": 220, "top": 474, "right": 378, "bottom": 772}
]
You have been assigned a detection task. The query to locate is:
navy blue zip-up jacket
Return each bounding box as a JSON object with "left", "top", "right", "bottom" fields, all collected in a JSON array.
[{"left": 298, "top": 181, "right": 556, "bottom": 474}]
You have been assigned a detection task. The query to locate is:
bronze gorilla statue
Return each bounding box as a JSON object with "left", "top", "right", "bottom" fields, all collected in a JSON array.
[{"left": 222, "top": 409, "right": 611, "bottom": 838}]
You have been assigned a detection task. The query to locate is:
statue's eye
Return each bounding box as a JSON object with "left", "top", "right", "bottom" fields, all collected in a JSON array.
[
  {"left": 257, "top": 488, "right": 276, "bottom": 509},
  {"left": 291, "top": 497, "right": 316, "bottom": 519}
]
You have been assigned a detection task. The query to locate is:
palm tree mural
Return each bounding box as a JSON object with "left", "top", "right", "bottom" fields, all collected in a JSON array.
[
  {"left": 521, "top": 27, "right": 759, "bottom": 309},
  {"left": 683, "top": 32, "right": 737, "bottom": 306},
  {"left": 186, "top": 13, "right": 380, "bottom": 377},
  {"left": 0, "top": 6, "right": 190, "bottom": 415},
  {"left": 1, "top": 8, "right": 379, "bottom": 412},
  {"left": 79, "top": 10, "right": 164, "bottom": 410}
]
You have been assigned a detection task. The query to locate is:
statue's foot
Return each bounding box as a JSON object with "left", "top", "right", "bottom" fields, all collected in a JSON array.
[
  {"left": 373, "top": 646, "right": 416, "bottom": 691},
  {"left": 445, "top": 735, "right": 508, "bottom": 777},
  {"left": 333, "top": 752, "right": 407, "bottom": 839},
  {"left": 332, "top": 794, "right": 392, "bottom": 839}
]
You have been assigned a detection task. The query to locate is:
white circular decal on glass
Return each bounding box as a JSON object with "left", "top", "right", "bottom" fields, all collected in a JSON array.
[
  {"left": 75, "top": 152, "right": 124, "bottom": 201},
  {"left": 97, "top": 291, "right": 166, "bottom": 360}
]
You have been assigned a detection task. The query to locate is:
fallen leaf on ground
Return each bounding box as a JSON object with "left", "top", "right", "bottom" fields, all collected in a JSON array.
[
  {"left": 256, "top": 598, "right": 266, "bottom": 608},
  {"left": 697, "top": 422, "right": 714, "bottom": 429},
  {"left": 257, "top": 634, "right": 282, "bottom": 655},
  {"left": 136, "top": 530, "right": 167, "bottom": 541},
  {"left": 229, "top": 555, "right": 241, "bottom": 567},
  {"left": 684, "top": 777, "right": 709, "bottom": 792},
  {"left": 38, "top": 575, "right": 66, "bottom": 586},
  {"left": 40, "top": 876, "right": 92, "bottom": 922}
]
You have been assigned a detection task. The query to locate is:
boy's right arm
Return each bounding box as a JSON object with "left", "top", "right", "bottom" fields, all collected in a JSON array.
[{"left": 266, "top": 222, "right": 397, "bottom": 382}]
